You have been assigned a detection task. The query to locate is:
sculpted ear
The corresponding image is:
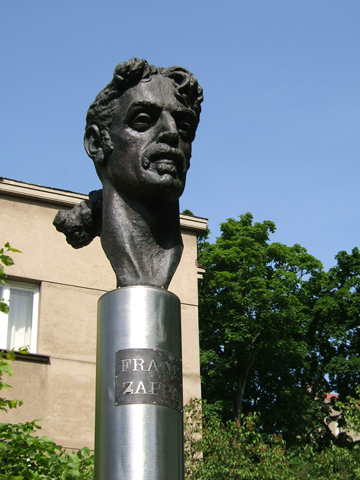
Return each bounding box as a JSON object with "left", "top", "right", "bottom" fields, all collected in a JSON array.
[{"left": 84, "top": 125, "right": 105, "bottom": 168}]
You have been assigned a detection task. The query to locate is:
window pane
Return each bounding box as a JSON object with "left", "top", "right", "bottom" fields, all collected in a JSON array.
[
  {"left": 0, "top": 285, "right": 9, "bottom": 302},
  {"left": 7, "top": 287, "right": 33, "bottom": 350},
  {"left": 0, "top": 286, "right": 9, "bottom": 348}
]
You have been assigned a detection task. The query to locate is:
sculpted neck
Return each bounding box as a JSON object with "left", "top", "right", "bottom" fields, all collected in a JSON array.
[{"left": 101, "top": 177, "right": 183, "bottom": 289}]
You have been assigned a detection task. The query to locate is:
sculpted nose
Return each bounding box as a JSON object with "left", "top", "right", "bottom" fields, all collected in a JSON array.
[{"left": 157, "top": 113, "right": 179, "bottom": 147}]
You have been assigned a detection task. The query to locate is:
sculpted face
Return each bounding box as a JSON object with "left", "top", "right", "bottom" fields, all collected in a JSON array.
[{"left": 103, "top": 75, "right": 198, "bottom": 203}]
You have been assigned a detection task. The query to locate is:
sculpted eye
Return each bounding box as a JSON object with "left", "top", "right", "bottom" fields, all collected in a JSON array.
[
  {"left": 177, "top": 121, "right": 193, "bottom": 139},
  {"left": 130, "top": 113, "right": 153, "bottom": 132}
]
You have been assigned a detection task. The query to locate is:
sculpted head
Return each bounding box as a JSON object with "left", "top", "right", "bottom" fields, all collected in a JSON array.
[
  {"left": 84, "top": 58, "right": 203, "bottom": 203},
  {"left": 54, "top": 58, "right": 203, "bottom": 287}
]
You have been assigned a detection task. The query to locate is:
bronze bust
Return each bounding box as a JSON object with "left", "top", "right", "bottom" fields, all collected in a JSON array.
[{"left": 54, "top": 58, "right": 203, "bottom": 289}]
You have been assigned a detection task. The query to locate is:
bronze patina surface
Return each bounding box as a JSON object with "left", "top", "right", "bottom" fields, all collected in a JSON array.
[{"left": 54, "top": 58, "right": 203, "bottom": 289}]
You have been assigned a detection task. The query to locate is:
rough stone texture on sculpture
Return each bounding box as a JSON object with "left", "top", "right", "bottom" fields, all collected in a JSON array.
[{"left": 54, "top": 58, "right": 203, "bottom": 289}]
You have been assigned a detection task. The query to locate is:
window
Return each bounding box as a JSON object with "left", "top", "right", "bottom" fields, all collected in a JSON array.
[{"left": 0, "top": 281, "right": 39, "bottom": 352}]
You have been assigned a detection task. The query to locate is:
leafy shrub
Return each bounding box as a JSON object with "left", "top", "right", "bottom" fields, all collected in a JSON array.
[
  {"left": 0, "top": 420, "right": 94, "bottom": 479},
  {"left": 184, "top": 399, "right": 360, "bottom": 479}
]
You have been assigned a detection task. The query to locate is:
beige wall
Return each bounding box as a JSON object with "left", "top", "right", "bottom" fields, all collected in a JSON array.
[{"left": 0, "top": 178, "right": 207, "bottom": 450}]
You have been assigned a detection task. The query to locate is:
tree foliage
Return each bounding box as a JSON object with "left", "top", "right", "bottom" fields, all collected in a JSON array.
[
  {"left": 0, "top": 243, "right": 21, "bottom": 314},
  {"left": 198, "top": 213, "right": 360, "bottom": 449},
  {"left": 336, "top": 385, "right": 360, "bottom": 437},
  {"left": 0, "top": 349, "right": 28, "bottom": 413},
  {"left": 185, "top": 400, "right": 360, "bottom": 480},
  {"left": 0, "top": 244, "right": 24, "bottom": 412},
  {"left": 0, "top": 420, "right": 94, "bottom": 480},
  {"left": 313, "top": 248, "right": 360, "bottom": 399}
]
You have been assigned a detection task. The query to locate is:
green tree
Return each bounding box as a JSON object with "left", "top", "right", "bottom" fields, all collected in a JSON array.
[
  {"left": 184, "top": 400, "right": 360, "bottom": 480},
  {"left": 336, "top": 385, "right": 360, "bottom": 437},
  {"left": 185, "top": 401, "right": 290, "bottom": 479},
  {"left": 312, "top": 248, "right": 360, "bottom": 400},
  {"left": 198, "top": 213, "right": 345, "bottom": 448}
]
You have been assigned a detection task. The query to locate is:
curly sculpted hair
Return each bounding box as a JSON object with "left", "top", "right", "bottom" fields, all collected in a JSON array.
[{"left": 85, "top": 58, "right": 203, "bottom": 167}]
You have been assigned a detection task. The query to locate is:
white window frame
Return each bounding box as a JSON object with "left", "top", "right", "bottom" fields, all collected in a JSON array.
[{"left": 0, "top": 280, "right": 39, "bottom": 353}]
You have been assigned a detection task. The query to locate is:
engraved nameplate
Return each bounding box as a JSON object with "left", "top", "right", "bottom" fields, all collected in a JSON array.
[{"left": 115, "top": 348, "right": 183, "bottom": 412}]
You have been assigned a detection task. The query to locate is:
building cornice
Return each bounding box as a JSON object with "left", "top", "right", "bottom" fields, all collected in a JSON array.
[
  {"left": 0, "top": 177, "right": 87, "bottom": 206},
  {"left": 0, "top": 177, "right": 208, "bottom": 233}
]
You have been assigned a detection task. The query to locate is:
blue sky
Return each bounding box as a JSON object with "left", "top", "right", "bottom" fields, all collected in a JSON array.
[{"left": 1, "top": 1, "right": 359, "bottom": 271}]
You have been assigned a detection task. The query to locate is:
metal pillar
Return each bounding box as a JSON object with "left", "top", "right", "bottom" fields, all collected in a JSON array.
[{"left": 94, "top": 286, "right": 183, "bottom": 480}]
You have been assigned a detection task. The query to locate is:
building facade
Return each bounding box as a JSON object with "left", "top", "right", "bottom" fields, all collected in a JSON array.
[{"left": 0, "top": 178, "right": 207, "bottom": 450}]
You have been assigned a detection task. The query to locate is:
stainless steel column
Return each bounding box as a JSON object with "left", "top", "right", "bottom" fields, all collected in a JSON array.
[{"left": 94, "top": 286, "right": 183, "bottom": 480}]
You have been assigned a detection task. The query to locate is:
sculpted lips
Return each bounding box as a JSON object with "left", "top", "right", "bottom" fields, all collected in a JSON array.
[{"left": 141, "top": 145, "right": 188, "bottom": 178}]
